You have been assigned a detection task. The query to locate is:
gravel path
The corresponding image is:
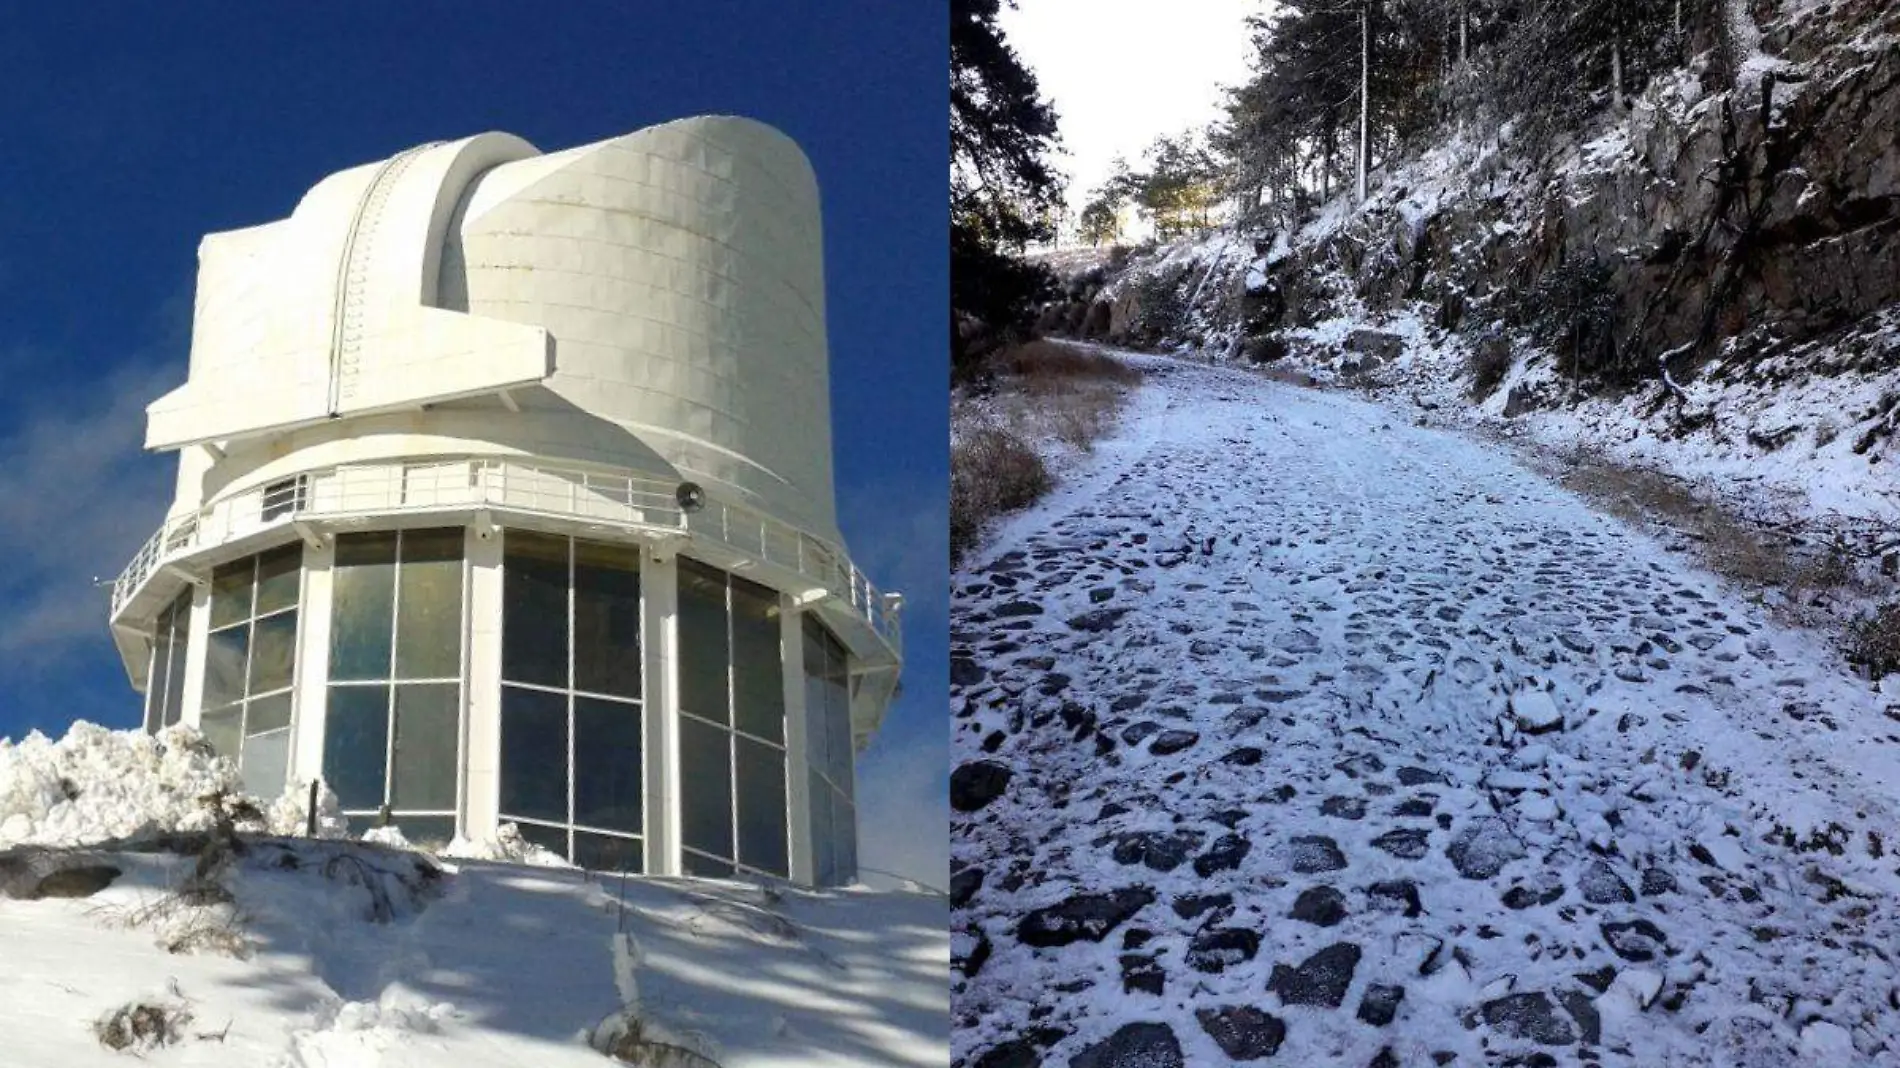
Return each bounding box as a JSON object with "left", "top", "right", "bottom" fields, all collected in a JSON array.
[{"left": 950, "top": 357, "right": 1900, "bottom": 1068}]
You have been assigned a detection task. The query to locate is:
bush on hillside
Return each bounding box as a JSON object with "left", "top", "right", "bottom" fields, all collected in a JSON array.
[{"left": 951, "top": 426, "right": 1052, "bottom": 565}]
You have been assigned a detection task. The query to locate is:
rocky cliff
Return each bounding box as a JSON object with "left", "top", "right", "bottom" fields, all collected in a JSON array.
[{"left": 1046, "top": 0, "right": 1900, "bottom": 456}]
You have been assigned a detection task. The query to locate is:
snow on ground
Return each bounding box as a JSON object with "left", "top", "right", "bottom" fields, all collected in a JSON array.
[
  {"left": 1, "top": 724, "right": 947, "bottom": 1068},
  {"left": 951, "top": 355, "right": 1900, "bottom": 1067},
  {"left": 1250, "top": 298, "right": 1900, "bottom": 538}
]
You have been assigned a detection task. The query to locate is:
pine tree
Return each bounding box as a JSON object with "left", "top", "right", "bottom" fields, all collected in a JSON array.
[{"left": 951, "top": 0, "right": 1063, "bottom": 379}]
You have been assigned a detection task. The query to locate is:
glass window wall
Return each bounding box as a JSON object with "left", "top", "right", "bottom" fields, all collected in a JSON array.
[
  {"left": 201, "top": 544, "right": 302, "bottom": 799},
  {"left": 499, "top": 532, "right": 645, "bottom": 870},
  {"left": 803, "top": 617, "right": 857, "bottom": 886},
  {"left": 143, "top": 591, "right": 192, "bottom": 734},
  {"left": 678, "top": 559, "right": 789, "bottom": 879},
  {"left": 323, "top": 529, "right": 464, "bottom": 846}
]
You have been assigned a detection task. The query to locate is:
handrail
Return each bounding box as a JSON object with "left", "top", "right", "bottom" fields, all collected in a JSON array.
[{"left": 111, "top": 457, "right": 902, "bottom": 656}]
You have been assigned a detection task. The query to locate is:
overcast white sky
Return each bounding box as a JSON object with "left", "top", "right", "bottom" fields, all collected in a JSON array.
[{"left": 998, "top": 0, "right": 1269, "bottom": 213}]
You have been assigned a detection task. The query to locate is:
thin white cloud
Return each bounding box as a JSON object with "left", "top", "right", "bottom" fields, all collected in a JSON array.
[
  {"left": 0, "top": 358, "right": 181, "bottom": 660},
  {"left": 838, "top": 476, "right": 949, "bottom": 889},
  {"left": 854, "top": 721, "right": 950, "bottom": 891}
]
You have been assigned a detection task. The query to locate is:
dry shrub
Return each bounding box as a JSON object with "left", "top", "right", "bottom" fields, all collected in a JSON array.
[
  {"left": 990, "top": 338, "right": 1142, "bottom": 387},
  {"left": 951, "top": 426, "right": 1052, "bottom": 565},
  {"left": 95, "top": 998, "right": 191, "bottom": 1053},
  {"left": 1045, "top": 387, "right": 1120, "bottom": 450},
  {"left": 1848, "top": 601, "right": 1900, "bottom": 678},
  {"left": 998, "top": 339, "right": 1140, "bottom": 454}
]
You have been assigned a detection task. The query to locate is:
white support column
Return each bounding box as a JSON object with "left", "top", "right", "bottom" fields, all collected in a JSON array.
[
  {"left": 179, "top": 582, "right": 211, "bottom": 730},
  {"left": 782, "top": 601, "right": 815, "bottom": 884},
  {"left": 642, "top": 550, "right": 679, "bottom": 876},
  {"left": 289, "top": 538, "right": 333, "bottom": 788},
  {"left": 463, "top": 523, "right": 504, "bottom": 843}
]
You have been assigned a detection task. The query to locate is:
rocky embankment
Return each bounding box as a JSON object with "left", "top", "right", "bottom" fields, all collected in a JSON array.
[{"left": 1041, "top": 1, "right": 1900, "bottom": 453}]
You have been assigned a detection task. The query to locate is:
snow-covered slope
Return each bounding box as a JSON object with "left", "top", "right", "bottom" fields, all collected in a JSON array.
[
  {"left": 0, "top": 724, "right": 947, "bottom": 1068},
  {"left": 952, "top": 355, "right": 1900, "bottom": 1066}
]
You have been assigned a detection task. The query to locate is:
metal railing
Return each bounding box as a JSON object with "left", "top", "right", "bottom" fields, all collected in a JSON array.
[{"left": 112, "top": 457, "right": 903, "bottom": 655}]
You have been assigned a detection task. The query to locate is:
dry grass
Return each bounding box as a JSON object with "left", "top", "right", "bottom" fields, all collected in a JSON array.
[
  {"left": 986, "top": 338, "right": 1143, "bottom": 387},
  {"left": 951, "top": 426, "right": 1052, "bottom": 566},
  {"left": 995, "top": 340, "right": 1143, "bottom": 454},
  {"left": 1561, "top": 460, "right": 1801, "bottom": 588},
  {"left": 1848, "top": 601, "right": 1900, "bottom": 677},
  {"left": 95, "top": 992, "right": 193, "bottom": 1053},
  {"left": 950, "top": 339, "right": 1141, "bottom": 565},
  {"left": 1553, "top": 453, "right": 1900, "bottom": 672}
]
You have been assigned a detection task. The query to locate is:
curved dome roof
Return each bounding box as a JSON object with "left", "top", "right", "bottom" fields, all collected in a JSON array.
[{"left": 149, "top": 116, "right": 839, "bottom": 539}]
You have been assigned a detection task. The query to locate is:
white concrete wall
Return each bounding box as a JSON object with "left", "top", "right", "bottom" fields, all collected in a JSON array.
[
  {"left": 447, "top": 117, "right": 839, "bottom": 540},
  {"left": 153, "top": 119, "right": 840, "bottom": 547}
]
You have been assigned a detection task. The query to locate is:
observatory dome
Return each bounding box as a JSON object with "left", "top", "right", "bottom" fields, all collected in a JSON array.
[{"left": 108, "top": 118, "right": 898, "bottom": 886}]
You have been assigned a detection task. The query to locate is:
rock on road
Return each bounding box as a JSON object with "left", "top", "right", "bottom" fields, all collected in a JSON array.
[{"left": 951, "top": 356, "right": 1900, "bottom": 1068}]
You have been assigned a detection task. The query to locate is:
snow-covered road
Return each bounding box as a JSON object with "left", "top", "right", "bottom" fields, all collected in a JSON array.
[{"left": 951, "top": 357, "right": 1900, "bottom": 1067}]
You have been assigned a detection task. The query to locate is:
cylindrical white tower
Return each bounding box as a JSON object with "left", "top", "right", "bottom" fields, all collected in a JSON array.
[{"left": 110, "top": 118, "right": 901, "bottom": 886}]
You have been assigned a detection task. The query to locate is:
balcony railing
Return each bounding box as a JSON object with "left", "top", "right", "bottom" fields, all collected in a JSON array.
[{"left": 112, "top": 457, "right": 903, "bottom": 657}]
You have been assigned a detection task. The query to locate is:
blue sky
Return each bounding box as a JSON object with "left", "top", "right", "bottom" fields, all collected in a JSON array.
[{"left": 0, "top": 2, "right": 946, "bottom": 885}]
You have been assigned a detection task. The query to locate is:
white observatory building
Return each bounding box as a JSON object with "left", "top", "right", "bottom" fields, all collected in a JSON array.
[{"left": 107, "top": 117, "right": 902, "bottom": 887}]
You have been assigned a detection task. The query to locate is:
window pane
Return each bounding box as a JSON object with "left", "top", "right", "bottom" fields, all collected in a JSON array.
[
  {"left": 145, "top": 636, "right": 168, "bottom": 735},
  {"left": 249, "top": 609, "right": 298, "bottom": 695},
  {"left": 678, "top": 560, "right": 729, "bottom": 724},
  {"left": 573, "top": 541, "right": 641, "bottom": 698},
  {"left": 682, "top": 851, "right": 735, "bottom": 879},
  {"left": 392, "top": 683, "right": 460, "bottom": 810},
  {"left": 324, "top": 685, "right": 390, "bottom": 810},
  {"left": 200, "top": 704, "right": 242, "bottom": 761},
  {"left": 203, "top": 625, "right": 249, "bottom": 709},
  {"left": 254, "top": 543, "right": 302, "bottom": 616},
  {"left": 395, "top": 816, "right": 456, "bottom": 848},
  {"left": 803, "top": 671, "right": 829, "bottom": 777},
  {"left": 826, "top": 676, "right": 855, "bottom": 792},
  {"left": 678, "top": 715, "right": 733, "bottom": 860},
  {"left": 574, "top": 696, "right": 642, "bottom": 833},
  {"left": 735, "top": 736, "right": 788, "bottom": 876},
  {"left": 731, "top": 578, "right": 784, "bottom": 744},
  {"left": 834, "top": 794, "right": 858, "bottom": 884},
  {"left": 241, "top": 729, "right": 290, "bottom": 798},
  {"left": 162, "top": 606, "right": 189, "bottom": 727},
  {"left": 809, "top": 767, "right": 834, "bottom": 886},
  {"left": 499, "top": 685, "right": 567, "bottom": 823},
  {"left": 396, "top": 537, "right": 463, "bottom": 680},
  {"left": 209, "top": 559, "right": 253, "bottom": 630},
  {"left": 247, "top": 691, "right": 293, "bottom": 735},
  {"left": 503, "top": 532, "right": 568, "bottom": 687},
  {"left": 331, "top": 533, "right": 397, "bottom": 680},
  {"left": 574, "top": 832, "right": 642, "bottom": 874},
  {"left": 509, "top": 820, "right": 569, "bottom": 860}
]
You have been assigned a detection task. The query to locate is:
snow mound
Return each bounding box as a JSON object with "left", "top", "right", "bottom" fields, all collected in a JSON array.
[
  {"left": 441, "top": 823, "right": 572, "bottom": 868},
  {"left": 0, "top": 722, "right": 344, "bottom": 849}
]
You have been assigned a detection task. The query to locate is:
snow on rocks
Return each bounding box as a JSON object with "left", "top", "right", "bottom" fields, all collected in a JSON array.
[
  {"left": 1509, "top": 688, "right": 1566, "bottom": 734},
  {"left": 951, "top": 357, "right": 1900, "bottom": 1066}
]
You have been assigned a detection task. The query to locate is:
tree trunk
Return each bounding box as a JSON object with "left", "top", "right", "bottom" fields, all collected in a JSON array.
[
  {"left": 1459, "top": 0, "right": 1468, "bottom": 67},
  {"left": 1612, "top": 35, "right": 1625, "bottom": 110},
  {"left": 1358, "top": 1, "right": 1370, "bottom": 204}
]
